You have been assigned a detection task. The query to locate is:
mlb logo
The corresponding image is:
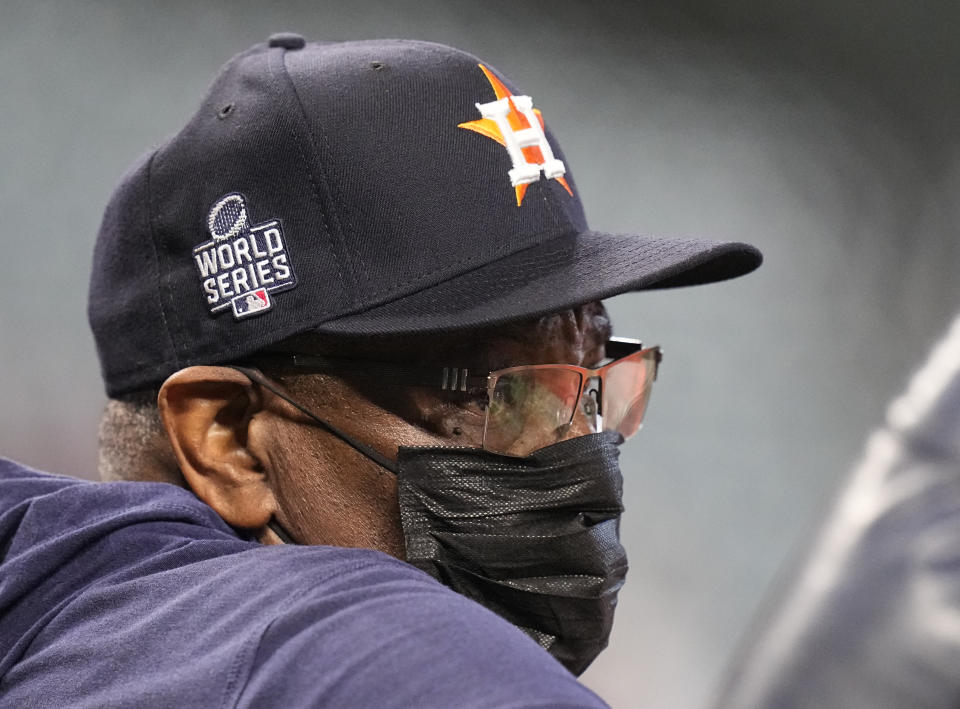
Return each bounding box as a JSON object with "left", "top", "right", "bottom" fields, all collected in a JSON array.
[{"left": 231, "top": 289, "right": 271, "bottom": 319}]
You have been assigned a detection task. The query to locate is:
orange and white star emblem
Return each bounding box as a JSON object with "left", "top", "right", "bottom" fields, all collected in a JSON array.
[{"left": 459, "top": 64, "right": 574, "bottom": 207}]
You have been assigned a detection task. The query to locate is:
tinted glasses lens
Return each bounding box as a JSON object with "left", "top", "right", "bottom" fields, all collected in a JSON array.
[
  {"left": 603, "top": 349, "right": 658, "bottom": 439},
  {"left": 484, "top": 368, "right": 583, "bottom": 455}
]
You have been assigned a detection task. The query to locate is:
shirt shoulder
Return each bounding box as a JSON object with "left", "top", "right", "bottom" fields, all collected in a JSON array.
[
  {"left": 0, "top": 462, "right": 607, "bottom": 708},
  {"left": 237, "top": 547, "right": 608, "bottom": 708}
]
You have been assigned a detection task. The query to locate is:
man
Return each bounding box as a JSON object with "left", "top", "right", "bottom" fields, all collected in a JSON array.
[{"left": 0, "top": 35, "right": 760, "bottom": 706}]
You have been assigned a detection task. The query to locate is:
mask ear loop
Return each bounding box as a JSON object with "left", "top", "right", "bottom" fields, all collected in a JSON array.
[
  {"left": 227, "top": 365, "right": 398, "bottom": 472},
  {"left": 227, "top": 365, "right": 401, "bottom": 544},
  {"left": 267, "top": 519, "right": 296, "bottom": 544}
]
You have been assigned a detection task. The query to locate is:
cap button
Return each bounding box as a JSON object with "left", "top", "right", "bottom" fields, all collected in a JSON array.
[{"left": 268, "top": 33, "right": 306, "bottom": 50}]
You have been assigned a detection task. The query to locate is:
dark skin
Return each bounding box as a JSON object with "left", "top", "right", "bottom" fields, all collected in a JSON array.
[{"left": 157, "top": 302, "right": 612, "bottom": 557}]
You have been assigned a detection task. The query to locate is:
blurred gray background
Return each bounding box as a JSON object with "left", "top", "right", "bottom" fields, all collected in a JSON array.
[{"left": 2, "top": 1, "right": 958, "bottom": 707}]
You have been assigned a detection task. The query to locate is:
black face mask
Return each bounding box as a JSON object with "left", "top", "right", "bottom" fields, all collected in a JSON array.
[
  {"left": 237, "top": 367, "right": 628, "bottom": 676},
  {"left": 395, "top": 431, "right": 628, "bottom": 676}
]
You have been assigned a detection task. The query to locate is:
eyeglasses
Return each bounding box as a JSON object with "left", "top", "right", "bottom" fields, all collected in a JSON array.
[{"left": 247, "top": 337, "right": 662, "bottom": 457}]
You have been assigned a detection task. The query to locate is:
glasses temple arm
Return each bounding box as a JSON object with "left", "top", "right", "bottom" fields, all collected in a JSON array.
[{"left": 245, "top": 352, "right": 489, "bottom": 393}]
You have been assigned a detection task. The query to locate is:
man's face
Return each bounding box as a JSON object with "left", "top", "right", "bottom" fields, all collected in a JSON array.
[{"left": 257, "top": 302, "right": 612, "bottom": 558}]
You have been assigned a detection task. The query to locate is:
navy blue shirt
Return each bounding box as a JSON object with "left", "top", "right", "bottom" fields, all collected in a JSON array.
[{"left": 0, "top": 459, "right": 608, "bottom": 708}]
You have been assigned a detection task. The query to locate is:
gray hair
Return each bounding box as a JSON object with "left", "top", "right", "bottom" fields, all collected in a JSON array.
[{"left": 98, "top": 389, "right": 184, "bottom": 485}]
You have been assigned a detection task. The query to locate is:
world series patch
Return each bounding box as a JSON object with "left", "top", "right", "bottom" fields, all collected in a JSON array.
[{"left": 193, "top": 193, "right": 297, "bottom": 320}]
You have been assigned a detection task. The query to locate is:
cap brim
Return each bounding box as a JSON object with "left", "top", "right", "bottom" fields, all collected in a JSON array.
[{"left": 314, "top": 230, "right": 762, "bottom": 336}]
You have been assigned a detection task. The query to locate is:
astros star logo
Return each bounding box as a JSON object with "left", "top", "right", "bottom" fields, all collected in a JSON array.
[{"left": 459, "top": 64, "right": 574, "bottom": 207}]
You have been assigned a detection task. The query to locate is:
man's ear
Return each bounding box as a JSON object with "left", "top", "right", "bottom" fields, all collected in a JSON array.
[{"left": 158, "top": 366, "right": 278, "bottom": 531}]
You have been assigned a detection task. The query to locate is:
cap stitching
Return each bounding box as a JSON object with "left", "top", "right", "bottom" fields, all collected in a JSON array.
[
  {"left": 265, "top": 49, "right": 348, "bottom": 303},
  {"left": 271, "top": 49, "right": 364, "bottom": 306},
  {"left": 285, "top": 81, "right": 369, "bottom": 294},
  {"left": 540, "top": 179, "right": 561, "bottom": 231},
  {"left": 278, "top": 123, "right": 351, "bottom": 303},
  {"left": 145, "top": 148, "right": 180, "bottom": 371}
]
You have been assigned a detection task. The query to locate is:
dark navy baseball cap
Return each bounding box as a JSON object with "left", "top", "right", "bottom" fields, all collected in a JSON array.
[{"left": 88, "top": 34, "right": 762, "bottom": 396}]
